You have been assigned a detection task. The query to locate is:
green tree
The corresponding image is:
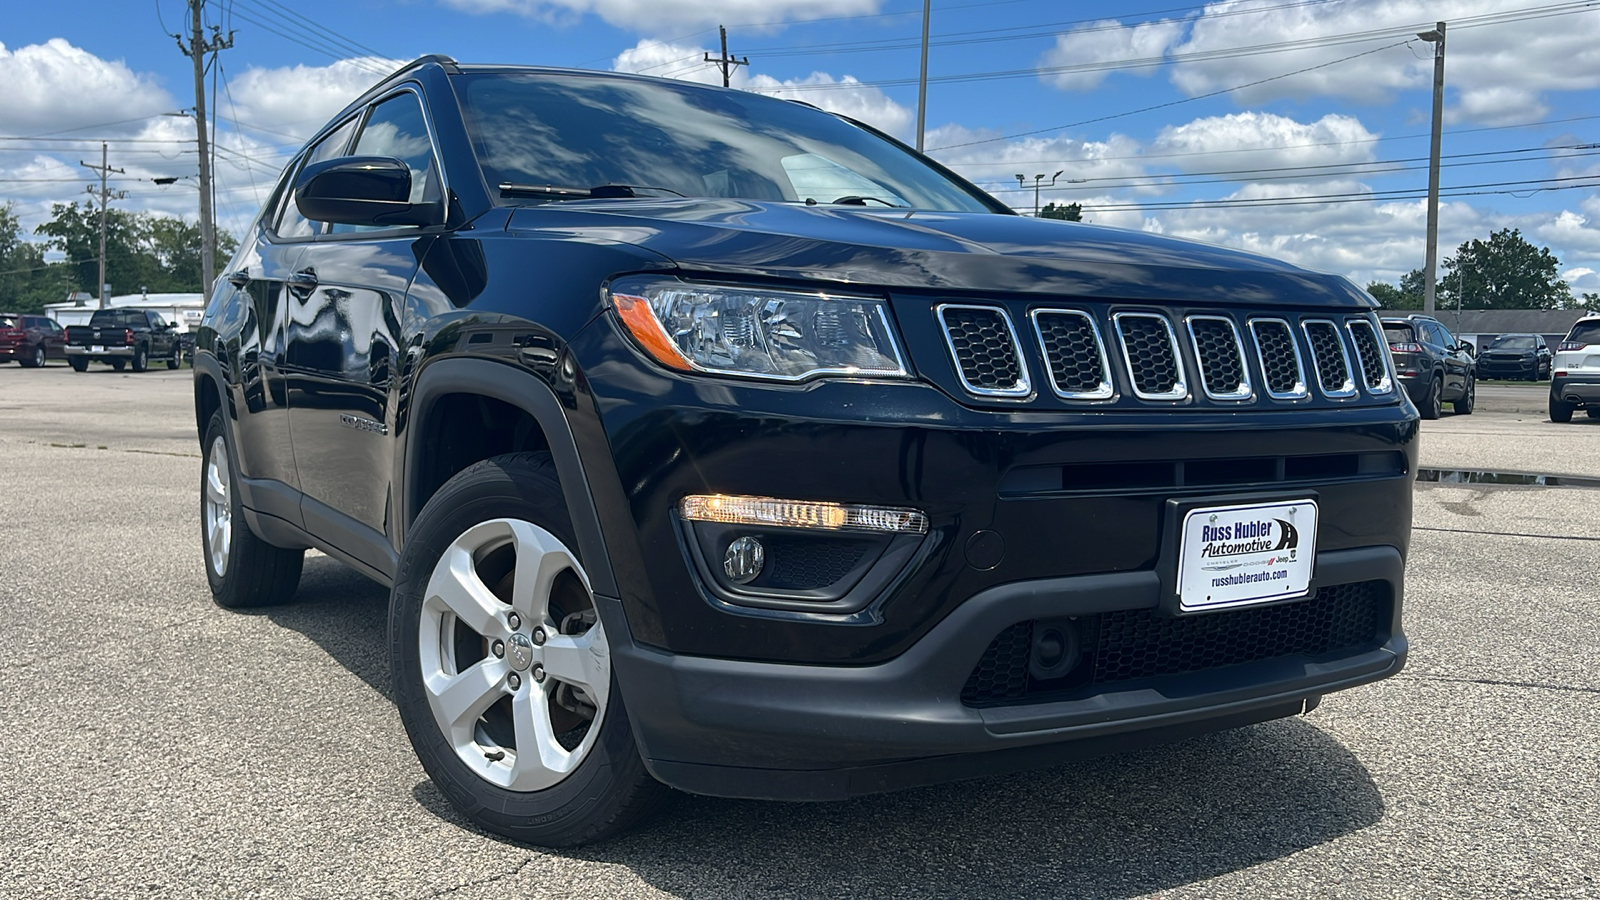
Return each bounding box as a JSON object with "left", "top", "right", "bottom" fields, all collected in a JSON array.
[
  {"left": 1439, "top": 228, "right": 1569, "bottom": 309},
  {"left": 1365, "top": 268, "right": 1425, "bottom": 309},
  {"left": 1039, "top": 202, "right": 1082, "bottom": 221},
  {"left": 0, "top": 203, "right": 72, "bottom": 313},
  {"left": 33, "top": 202, "right": 236, "bottom": 297}
]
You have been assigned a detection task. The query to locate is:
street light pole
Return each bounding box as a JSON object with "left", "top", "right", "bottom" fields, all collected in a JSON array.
[
  {"left": 915, "top": 0, "right": 930, "bottom": 152},
  {"left": 1031, "top": 170, "right": 1064, "bottom": 217},
  {"left": 1419, "top": 22, "right": 1447, "bottom": 315}
]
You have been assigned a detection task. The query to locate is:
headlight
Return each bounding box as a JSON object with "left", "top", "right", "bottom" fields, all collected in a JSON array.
[{"left": 608, "top": 278, "right": 909, "bottom": 381}]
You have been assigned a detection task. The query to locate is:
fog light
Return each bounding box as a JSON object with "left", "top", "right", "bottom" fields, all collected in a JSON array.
[
  {"left": 724, "top": 536, "right": 765, "bottom": 584},
  {"left": 680, "top": 494, "right": 928, "bottom": 534}
]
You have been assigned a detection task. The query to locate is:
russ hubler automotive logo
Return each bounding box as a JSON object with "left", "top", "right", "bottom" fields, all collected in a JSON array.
[{"left": 1199, "top": 517, "right": 1299, "bottom": 570}]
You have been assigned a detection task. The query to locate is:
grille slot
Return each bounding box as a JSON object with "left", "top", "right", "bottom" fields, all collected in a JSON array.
[
  {"left": 1186, "top": 316, "right": 1251, "bottom": 400},
  {"left": 938, "top": 305, "right": 1030, "bottom": 397},
  {"left": 1303, "top": 320, "right": 1357, "bottom": 397},
  {"left": 1248, "top": 318, "right": 1308, "bottom": 399},
  {"left": 1114, "top": 312, "right": 1187, "bottom": 400},
  {"left": 961, "top": 581, "right": 1389, "bottom": 707},
  {"left": 1032, "top": 310, "right": 1113, "bottom": 399},
  {"left": 763, "top": 537, "right": 869, "bottom": 590},
  {"left": 1345, "top": 319, "right": 1392, "bottom": 394}
]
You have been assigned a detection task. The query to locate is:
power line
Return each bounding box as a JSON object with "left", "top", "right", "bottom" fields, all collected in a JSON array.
[{"left": 1077, "top": 174, "right": 1600, "bottom": 213}]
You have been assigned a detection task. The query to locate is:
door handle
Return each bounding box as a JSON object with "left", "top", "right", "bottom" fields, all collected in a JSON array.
[
  {"left": 288, "top": 268, "right": 319, "bottom": 292},
  {"left": 227, "top": 270, "right": 250, "bottom": 288}
]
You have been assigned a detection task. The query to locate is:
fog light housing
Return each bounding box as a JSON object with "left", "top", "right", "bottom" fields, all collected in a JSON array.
[
  {"left": 680, "top": 494, "right": 928, "bottom": 534},
  {"left": 723, "top": 536, "right": 765, "bottom": 584}
]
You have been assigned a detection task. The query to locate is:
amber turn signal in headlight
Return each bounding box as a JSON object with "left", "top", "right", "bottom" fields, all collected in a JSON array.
[{"left": 679, "top": 494, "right": 928, "bottom": 535}]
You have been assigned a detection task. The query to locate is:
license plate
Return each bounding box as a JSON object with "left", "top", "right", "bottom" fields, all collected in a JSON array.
[
  {"left": 1177, "top": 499, "right": 1317, "bottom": 612},
  {"left": 90, "top": 345, "right": 104, "bottom": 353}
]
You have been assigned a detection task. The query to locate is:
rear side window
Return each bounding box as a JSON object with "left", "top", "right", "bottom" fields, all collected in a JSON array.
[
  {"left": 1568, "top": 321, "right": 1600, "bottom": 345},
  {"left": 277, "top": 115, "right": 362, "bottom": 239},
  {"left": 1383, "top": 324, "right": 1415, "bottom": 343}
]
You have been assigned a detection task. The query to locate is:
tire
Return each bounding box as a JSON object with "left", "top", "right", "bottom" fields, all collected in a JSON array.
[
  {"left": 1420, "top": 375, "right": 1443, "bottom": 420},
  {"left": 22, "top": 344, "right": 44, "bottom": 368},
  {"left": 167, "top": 346, "right": 181, "bottom": 370},
  {"left": 110, "top": 358, "right": 126, "bottom": 372},
  {"left": 68, "top": 356, "right": 89, "bottom": 372},
  {"left": 1453, "top": 375, "right": 1475, "bottom": 415},
  {"left": 201, "top": 413, "right": 304, "bottom": 608},
  {"left": 1550, "top": 395, "right": 1575, "bottom": 423},
  {"left": 390, "top": 452, "right": 670, "bottom": 847},
  {"left": 130, "top": 344, "right": 148, "bottom": 373}
]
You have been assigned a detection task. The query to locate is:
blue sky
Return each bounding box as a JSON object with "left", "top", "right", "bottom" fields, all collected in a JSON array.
[{"left": 5, "top": 0, "right": 1600, "bottom": 296}]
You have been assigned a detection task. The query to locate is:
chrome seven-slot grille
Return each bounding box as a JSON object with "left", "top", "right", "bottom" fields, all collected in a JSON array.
[{"left": 936, "top": 303, "right": 1393, "bottom": 405}]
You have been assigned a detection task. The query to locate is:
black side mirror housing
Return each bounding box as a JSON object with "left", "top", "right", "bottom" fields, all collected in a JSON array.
[{"left": 294, "top": 156, "right": 443, "bottom": 228}]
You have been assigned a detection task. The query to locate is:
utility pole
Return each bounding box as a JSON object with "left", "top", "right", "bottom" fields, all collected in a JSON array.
[
  {"left": 1419, "top": 22, "right": 1446, "bottom": 315},
  {"left": 178, "top": 0, "right": 233, "bottom": 298},
  {"left": 81, "top": 143, "right": 126, "bottom": 309},
  {"left": 705, "top": 26, "right": 748, "bottom": 88},
  {"left": 915, "top": 0, "right": 930, "bottom": 152}
]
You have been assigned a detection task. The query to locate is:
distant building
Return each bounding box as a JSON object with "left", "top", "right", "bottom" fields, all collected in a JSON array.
[
  {"left": 45, "top": 290, "right": 206, "bottom": 332},
  {"left": 1378, "top": 308, "right": 1590, "bottom": 353}
]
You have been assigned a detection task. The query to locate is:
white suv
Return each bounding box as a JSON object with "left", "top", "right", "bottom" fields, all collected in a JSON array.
[{"left": 1550, "top": 313, "right": 1600, "bottom": 422}]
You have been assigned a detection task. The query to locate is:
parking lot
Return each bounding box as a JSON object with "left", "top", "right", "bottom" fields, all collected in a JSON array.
[{"left": 1, "top": 364, "right": 1597, "bottom": 899}]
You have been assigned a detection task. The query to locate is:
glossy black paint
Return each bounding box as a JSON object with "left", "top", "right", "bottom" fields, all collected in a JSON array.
[{"left": 196, "top": 60, "right": 1416, "bottom": 693}]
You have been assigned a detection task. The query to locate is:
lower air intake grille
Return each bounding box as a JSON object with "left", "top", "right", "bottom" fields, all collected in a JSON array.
[
  {"left": 961, "top": 580, "right": 1389, "bottom": 707},
  {"left": 939, "top": 306, "right": 1028, "bottom": 396}
]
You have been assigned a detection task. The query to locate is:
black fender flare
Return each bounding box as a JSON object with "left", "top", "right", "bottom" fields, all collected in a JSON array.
[{"left": 400, "top": 357, "right": 618, "bottom": 598}]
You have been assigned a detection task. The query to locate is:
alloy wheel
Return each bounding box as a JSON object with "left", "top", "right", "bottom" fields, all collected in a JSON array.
[
  {"left": 419, "top": 518, "right": 609, "bottom": 792},
  {"left": 204, "top": 437, "right": 232, "bottom": 576}
]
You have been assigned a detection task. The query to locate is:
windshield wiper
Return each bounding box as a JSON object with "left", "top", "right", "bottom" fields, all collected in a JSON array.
[
  {"left": 498, "top": 182, "right": 687, "bottom": 199},
  {"left": 827, "top": 195, "right": 905, "bottom": 208}
]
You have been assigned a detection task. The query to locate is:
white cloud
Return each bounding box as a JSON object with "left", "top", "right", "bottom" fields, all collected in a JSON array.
[
  {"left": 0, "top": 39, "right": 176, "bottom": 136},
  {"left": 611, "top": 39, "right": 912, "bottom": 138},
  {"left": 445, "top": 0, "right": 879, "bottom": 31},
  {"left": 225, "top": 58, "right": 401, "bottom": 144},
  {"left": 1037, "top": 19, "right": 1185, "bottom": 91},
  {"left": 1166, "top": 0, "right": 1600, "bottom": 125},
  {"left": 1150, "top": 112, "right": 1379, "bottom": 174},
  {"left": 925, "top": 124, "right": 1150, "bottom": 218}
]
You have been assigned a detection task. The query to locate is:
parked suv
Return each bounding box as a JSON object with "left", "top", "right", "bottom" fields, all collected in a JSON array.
[
  {"left": 195, "top": 57, "right": 1415, "bottom": 846},
  {"left": 1550, "top": 314, "right": 1600, "bottom": 421},
  {"left": 1381, "top": 314, "right": 1475, "bottom": 418},
  {"left": 0, "top": 313, "right": 66, "bottom": 367},
  {"left": 1476, "top": 333, "right": 1551, "bottom": 381}
]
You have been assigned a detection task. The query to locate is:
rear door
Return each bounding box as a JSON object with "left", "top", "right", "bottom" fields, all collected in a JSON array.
[{"left": 286, "top": 86, "right": 443, "bottom": 541}]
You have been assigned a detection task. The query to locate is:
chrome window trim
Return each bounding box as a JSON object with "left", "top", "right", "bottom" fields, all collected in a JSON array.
[
  {"left": 1185, "top": 314, "right": 1254, "bottom": 401},
  {"left": 1301, "top": 319, "right": 1359, "bottom": 399},
  {"left": 1112, "top": 311, "right": 1188, "bottom": 401},
  {"left": 1247, "top": 317, "right": 1310, "bottom": 400},
  {"left": 1029, "top": 308, "right": 1114, "bottom": 400},
  {"left": 1345, "top": 317, "right": 1395, "bottom": 395},
  {"left": 936, "top": 303, "right": 1032, "bottom": 399}
]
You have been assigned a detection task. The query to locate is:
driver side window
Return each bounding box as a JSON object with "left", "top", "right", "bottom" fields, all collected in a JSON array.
[
  {"left": 276, "top": 115, "right": 362, "bottom": 240},
  {"left": 328, "top": 90, "right": 442, "bottom": 235}
]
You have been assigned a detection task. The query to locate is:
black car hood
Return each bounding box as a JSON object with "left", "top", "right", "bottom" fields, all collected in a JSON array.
[{"left": 505, "top": 199, "right": 1373, "bottom": 308}]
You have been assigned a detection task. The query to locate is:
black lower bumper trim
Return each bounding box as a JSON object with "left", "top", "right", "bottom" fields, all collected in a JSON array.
[{"left": 599, "top": 546, "right": 1406, "bottom": 800}]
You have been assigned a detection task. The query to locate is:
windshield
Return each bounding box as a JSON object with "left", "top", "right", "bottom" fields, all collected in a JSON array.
[
  {"left": 455, "top": 72, "right": 998, "bottom": 213},
  {"left": 1382, "top": 324, "right": 1415, "bottom": 343},
  {"left": 1488, "top": 335, "right": 1536, "bottom": 350}
]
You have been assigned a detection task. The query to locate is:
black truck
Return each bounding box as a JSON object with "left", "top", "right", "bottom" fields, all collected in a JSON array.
[
  {"left": 65, "top": 308, "right": 182, "bottom": 372},
  {"left": 195, "top": 57, "right": 1416, "bottom": 846}
]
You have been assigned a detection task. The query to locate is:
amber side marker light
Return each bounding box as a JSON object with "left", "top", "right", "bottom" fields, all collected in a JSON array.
[
  {"left": 612, "top": 292, "right": 693, "bottom": 371},
  {"left": 679, "top": 494, "right": 929, "bottom": 535}
]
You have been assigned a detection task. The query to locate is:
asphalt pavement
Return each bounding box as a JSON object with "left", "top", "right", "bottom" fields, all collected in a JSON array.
[{"left": 1, "top": 363, "right": 1597, "bottom": 899}]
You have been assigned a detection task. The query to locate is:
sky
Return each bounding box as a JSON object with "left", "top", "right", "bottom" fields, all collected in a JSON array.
[{"left": 4, "top": 0, "right": 1600, "bottom": 298}]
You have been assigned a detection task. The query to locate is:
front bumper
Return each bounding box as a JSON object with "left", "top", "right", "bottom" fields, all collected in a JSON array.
[
  {"left": 1552, "top": 374, "right": 1600, "bottom": 405},
  {"left": 602, "top": 545, "right": 1405, "bottom": 800},
  {"left": 1477, "top": 360, "right": 1538, "bottom": 378},
  {"left": 64, "top": 346, "right": 134, "bottom": 358}
]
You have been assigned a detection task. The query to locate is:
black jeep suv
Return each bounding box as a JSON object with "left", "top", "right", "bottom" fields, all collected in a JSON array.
[{"left": 195, "top": 57, "right": 1415, "bottom": 846}]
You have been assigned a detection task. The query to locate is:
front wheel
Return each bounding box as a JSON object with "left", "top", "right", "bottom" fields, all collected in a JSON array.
[
  {"left": 390, "top": 452, "right": 669, "bottom": 847},
  {"left": 1453, "top": 375, "right": 1475, "bottom": 415},
  {"left": 68, "top": 356, "right": 89, "bottom": 372},
  {"left": 167, "top": 346, "right": 181, "bottom": 370},
  {"left": 1551, "top": 395, "right": 1575, "bottom": 423}
]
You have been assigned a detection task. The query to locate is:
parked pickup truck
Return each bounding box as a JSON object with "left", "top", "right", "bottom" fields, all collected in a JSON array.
[{"left": 64, "top": 309, "right": 182, "bottom": 372}]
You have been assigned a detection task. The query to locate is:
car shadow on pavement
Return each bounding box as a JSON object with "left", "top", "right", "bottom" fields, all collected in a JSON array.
[{"left": 273, "top": 558, "right": 1384, "bottom": 899}]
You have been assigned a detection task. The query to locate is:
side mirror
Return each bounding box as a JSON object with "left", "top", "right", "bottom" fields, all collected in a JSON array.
[{"left": 294, "top": 156, "right": 442, "bottom": 228}]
